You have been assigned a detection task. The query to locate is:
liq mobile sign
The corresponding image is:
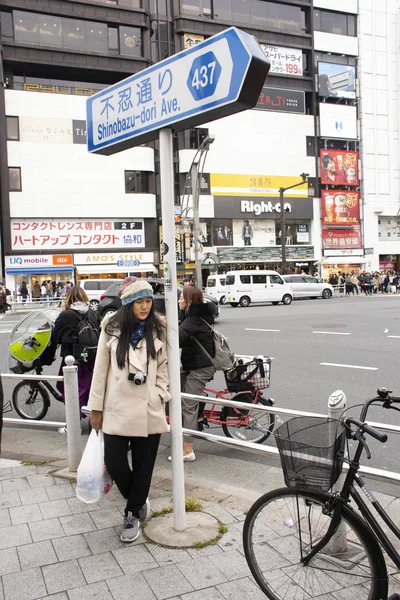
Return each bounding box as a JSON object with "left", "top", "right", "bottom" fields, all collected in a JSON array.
[
  {"left": 86, "top": 27, "right": 270, "bottom": 155},
  {"left": 318, "top": 62, "right": 356, "bottom": 99}
]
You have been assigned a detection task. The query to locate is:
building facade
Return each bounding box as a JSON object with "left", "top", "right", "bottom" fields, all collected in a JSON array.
[{"left": 0, "top": 0, "right": 395, "bottom": 291}]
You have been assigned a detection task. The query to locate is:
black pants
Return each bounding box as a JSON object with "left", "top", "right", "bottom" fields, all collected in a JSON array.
[{"left": 103, "top": 433, "right": 161, "bottom": 517}]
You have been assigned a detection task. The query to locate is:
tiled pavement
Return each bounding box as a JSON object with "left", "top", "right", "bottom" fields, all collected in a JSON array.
[{"left": 1, "top": 426, "right": 400, "bottom": 600}]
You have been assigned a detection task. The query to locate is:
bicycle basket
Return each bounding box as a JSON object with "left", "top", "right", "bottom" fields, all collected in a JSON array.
[
  {"left": 274, "top": 416, "right": 346, "bottom": 492},
  {"left": 224, "top": 357, "right": 271, "bottom": 392}
]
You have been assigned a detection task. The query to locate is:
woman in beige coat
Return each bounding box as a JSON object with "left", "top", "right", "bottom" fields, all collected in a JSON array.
[{"left": 88, "top": 277, "right": 170, "bottom": 543}]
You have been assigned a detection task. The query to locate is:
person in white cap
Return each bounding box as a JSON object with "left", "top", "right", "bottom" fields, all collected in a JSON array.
[{"left": 88, "top": 277, "right": 170, "bottom": 543}]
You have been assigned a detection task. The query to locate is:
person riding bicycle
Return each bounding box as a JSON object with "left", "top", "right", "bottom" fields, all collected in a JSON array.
[{"left": 170, "top": 286, "right": 216, "bottom": 462}]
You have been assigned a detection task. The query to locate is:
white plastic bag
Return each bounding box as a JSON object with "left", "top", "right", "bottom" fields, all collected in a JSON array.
[{"left": 76, "top": 430, "right": 112, "bottom": 504}]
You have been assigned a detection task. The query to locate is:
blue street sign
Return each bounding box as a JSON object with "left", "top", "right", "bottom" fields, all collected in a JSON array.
[
  {"left": 116, "top": 259, "right": 140, "bottom": 268},
  {"left": 86, "top": 27, "right": 270, "bottom": 155}
]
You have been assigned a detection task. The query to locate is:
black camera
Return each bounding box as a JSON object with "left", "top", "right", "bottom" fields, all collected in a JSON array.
[{"left": 128, "top": 371, "right": 147, "bottom": 385}]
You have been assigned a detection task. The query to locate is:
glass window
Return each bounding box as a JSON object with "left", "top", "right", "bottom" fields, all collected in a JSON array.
[
  {"left": 125, "top": 171, "right": 149, "bottom": 193},
  {"left": 181, "top": 0, "right": 211, "bottom": 17},
  {"left": 62, "top": 18, "right": 85, "bottom": 51},
  {"left": 270, "top": 275, "right": 283, "bottom": 285},
  {"left": 120, "top": 26, "right": 142, "bottom": 57},
  {"left": 240, "top": 275, "right": 251, "bottom": 284},
  {"left": 9, "top": 167, "right": 21, "bottom": 191},
  {"left": 119, "top": 0, "right": 142, "bottom": 7},
  {"left": 1, "top": 11, "right": 14, "bottom": 38},
  {"left": 207, "top": 279, "right": 216, "bottom": 287},
  {"left": 226, "top": 275, "right": 235, "bottom": 285},
  {"left": 85, "top": 21, "right": 107, "bottom": 53},
  {"left": 253, "top": 275, "right": 266, "bottom": 284},
  {"left": 14, "top": 11, "right": 39, "bottom": 44},
  {"left": 185, "top": 128, "right": 208, "bottom": 149},
  {"left": 232, "top": 0, "right": 250, "bottom": 24},
  {"left": 250, "top": 1, "right": 267, "bottom": 26},
  {"left": 347, "top": 15, "right": 356, "bottom": 37},
  {"left": 108, "top": 27, "right": 119, "bottom": 52},
  {"left": 213, "top": 0, "right": 232, "bottom": 21},
  {"left": 38, "top": 14, "right": 62, "bottom": 47},
  {"left": 315, "top": 10, "right": 356, "bottom": 37},
  {"left": 83, "top": 281, "right": 99, "bottom": 291},
  {"left": 6, "top": 116, "right": 19, "bottom": 141}
]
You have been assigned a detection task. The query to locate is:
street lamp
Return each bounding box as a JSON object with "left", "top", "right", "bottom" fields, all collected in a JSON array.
[
  {"left": 181, "top": 134, "right": 215, "bottom": 287},
  {"left": 279, "top": 172, "right": 309, "bottom": 275}
]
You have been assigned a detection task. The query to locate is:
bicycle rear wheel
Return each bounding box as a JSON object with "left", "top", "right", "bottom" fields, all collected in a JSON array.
[
  {"left": 12, "top": 381, "right": 50, "bottom": 420},
  {"left": 222, "top": 395, "right": 275, "bottom": 443},
  {"left": 243, "top": 487, "right": 384, "bottom": 600}
]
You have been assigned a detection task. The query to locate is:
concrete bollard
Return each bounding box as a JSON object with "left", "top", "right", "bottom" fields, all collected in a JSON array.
[
  {"left": 327, "top": 389, "right": 348, "bottom": 554},
  {"left": 63, "top": 355, "right": 82, "bottom": 472}
]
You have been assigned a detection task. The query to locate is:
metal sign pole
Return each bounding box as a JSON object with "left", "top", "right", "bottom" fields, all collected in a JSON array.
[{"left": 159, "top": 128, "right": 186, "bottom": 531}]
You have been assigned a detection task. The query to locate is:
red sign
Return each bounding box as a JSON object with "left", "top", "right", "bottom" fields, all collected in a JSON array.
[
  {"left": 322, "top": 229, "right": 362, "bottom": 249},
  {"left": 52, "top": 254, "right": 73, "bottom": 266},
  {"left": 321, "top": 190, "right": 360, "bottom": 226},
  {"left": 320, "top": 150, "right": 359, "bottom": 186}
]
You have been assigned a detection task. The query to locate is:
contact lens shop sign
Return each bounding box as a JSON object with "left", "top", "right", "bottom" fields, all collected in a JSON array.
[{"left": 86, "top": 27, "right": 270, "bottom": 155}]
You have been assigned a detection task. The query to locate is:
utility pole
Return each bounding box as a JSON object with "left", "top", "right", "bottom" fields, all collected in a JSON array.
[{"left": 279, "top": 173, "right": 309, "bottom": 275}]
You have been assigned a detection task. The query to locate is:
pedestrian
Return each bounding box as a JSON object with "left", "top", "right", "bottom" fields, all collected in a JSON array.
[
  {"left": 46, "top": 280, "right": 53, "bottom": 299},
  {"left": 373, "top": 273, "right": 380, "bottom": 294},
  {"left": 350, "top": 273, "right": 359, "bottom": 295},
  {"left": 19, "top": 281, "right": 29, "bottom": 303},
  {"left": 88, "top": 277, "right": 170, "bottom": 543},
  {"left": 0, "top": 289, "right": 8, "bottom": 313},
  {"left": 40, "top": 281, "right": 47, "bottom": 303},
  {"left": 32, "top": 280, "right": 41, "bottom": 302},
  {"left": 172, "top": 285, "right": 217, "bottom": 462},
  {"left": 52, "top": 286, "right": 100, "bottom": 420}
]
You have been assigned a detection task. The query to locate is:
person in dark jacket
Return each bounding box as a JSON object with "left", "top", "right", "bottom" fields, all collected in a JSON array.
[
  {"left": 173, "top": 286, "right": 216, "bottom": 462},
  {"left": 52, "top": 286, "right": 99, "bottom": 420}
]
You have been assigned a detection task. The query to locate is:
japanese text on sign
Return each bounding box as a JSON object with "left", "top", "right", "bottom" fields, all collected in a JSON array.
[
  {"left": 322, "top": 229, "right": 362, "bottom": 249},
  {"left": 260, "top": 44, "right": 303, "bottom": 77},
  {"left": 11, "top": 219, "right": 145, "bottom": 251}
]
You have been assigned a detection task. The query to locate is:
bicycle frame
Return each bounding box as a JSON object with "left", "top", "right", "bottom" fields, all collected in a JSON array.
[{"left": 203, "top": 387, "right": 263, "bottom": 426}]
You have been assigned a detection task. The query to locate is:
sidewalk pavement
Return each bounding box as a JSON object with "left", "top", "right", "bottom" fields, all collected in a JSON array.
[{"left": 1, "top": 425, "right": 400, "bottom": 600}]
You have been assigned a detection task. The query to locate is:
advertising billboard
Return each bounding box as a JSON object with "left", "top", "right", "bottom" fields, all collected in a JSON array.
[
  {"left": 319, "top": 104, "right": 358, "bottom": 140},
  {"left": 318, "top": 62, "right": 356, "bottom": 99},
  {"left": 322, "top": 228, "right": 362, "bottom": 249},
  {"left": 255, "top": 87, "right": 305, "bottom": 114},
  {"left": 259, "top": 44, "right": 303, "bottom": 76},
  {"left": 320, "top": 150, "right": 359, "bottom": 186},
  {"left": 322, "top": 190, "right": 360, "bottom": 226}
]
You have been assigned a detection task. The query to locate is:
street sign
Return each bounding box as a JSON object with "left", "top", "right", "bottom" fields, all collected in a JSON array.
[
  {"left": 116, "top": 259, "right": 140, "bottom": 267},
  {"left": 86, "top": 27, "right": 270, "bottom": 155}
]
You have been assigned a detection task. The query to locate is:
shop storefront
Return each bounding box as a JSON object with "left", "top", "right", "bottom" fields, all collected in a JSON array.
[
  {"left": 320, "top": 230, "right": 365, "bottom": 278},
  {"left": 5, "top": 254, "right": 74, "bottom": 295},
  {"left": 74, "top": 252, "right": 158, "bottom": 279}
]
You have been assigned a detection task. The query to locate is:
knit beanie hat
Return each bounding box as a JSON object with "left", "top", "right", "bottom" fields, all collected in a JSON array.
[{"left": 118, "top": 277, "right": 154, "bottom": 306}]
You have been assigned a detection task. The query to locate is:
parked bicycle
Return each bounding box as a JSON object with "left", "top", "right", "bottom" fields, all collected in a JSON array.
[
  {"left": 243, "top": 387, "right": 400, "bottom": 600},
  {"left": 201, "top": 356, "right": 275, "bottom": 443},
  {"left": 11, "top": 365, "right": 63, "bottom": 420}
]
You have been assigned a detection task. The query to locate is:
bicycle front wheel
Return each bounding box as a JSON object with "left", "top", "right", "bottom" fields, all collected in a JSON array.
[
  {"left": 243, "top": 487, "right": 383, "bottom": 600},
  {"left": 222, "top": 395, "right": 275, "bottom": 443},
  {"left": 12, "top": 381, "right": 50, "bottom": 420}
]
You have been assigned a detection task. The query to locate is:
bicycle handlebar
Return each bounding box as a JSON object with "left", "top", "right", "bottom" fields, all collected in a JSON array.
[{"left": 345, "top": 417, "right": 388, "bottom": 443}]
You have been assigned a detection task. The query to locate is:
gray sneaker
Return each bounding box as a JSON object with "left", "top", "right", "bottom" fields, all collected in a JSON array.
[
  {"left": 120, "top": 512, "right": 139, "bottom": 543},
  {"left": 138, "top": 498, "right": 150, "bottom": 522}
]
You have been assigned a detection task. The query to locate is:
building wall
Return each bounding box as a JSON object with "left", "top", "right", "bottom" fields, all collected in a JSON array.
[
  {"left": 358, "top": 0, "right": 400, "bottom": 269},
  {"left": 5, "top": 90, "right": 156, "bottom": 220},
  {"left": 313, "top": 0, "right": 358, "bottom": 15}
]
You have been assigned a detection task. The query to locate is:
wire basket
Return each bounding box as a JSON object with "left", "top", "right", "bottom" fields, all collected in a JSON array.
[
  {"left": 224, "top": 357, "right": 271, "bottom": 392},
  {"left": 274, "top": 417, "right": 346, "bottom": 492}
]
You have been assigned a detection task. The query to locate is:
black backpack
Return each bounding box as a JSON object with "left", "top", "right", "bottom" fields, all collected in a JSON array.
[{"left": 72, "top": 308, "right": 100, "bottom": 363}]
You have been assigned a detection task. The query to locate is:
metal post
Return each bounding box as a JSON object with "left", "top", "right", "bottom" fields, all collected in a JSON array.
[
  {"left": 191, "top": 161, "right": 202, "bottom": 288},
  {"left": 327, "top": 389, "right": 348, "bottom": 554},
  {"left": 62, "top": 355, "right": 82, "bottom": 472},
  {"left": 159, "top": 128, "right": 186, "bottom": 532},
  {"left": 279, "top": 187, "right": 287, "bottom": 275}
]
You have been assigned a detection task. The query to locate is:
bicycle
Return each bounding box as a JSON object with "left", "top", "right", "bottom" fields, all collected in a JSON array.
[
  {"left": 12, "top": 365, "right": 63, "bottom": 420},
  {"left": 243, "top": 387, "right": 400, "bottom": 600}
]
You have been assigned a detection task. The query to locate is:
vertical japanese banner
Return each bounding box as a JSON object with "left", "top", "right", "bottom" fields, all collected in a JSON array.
[{"left": 321, "top": 191, "right": 360, "bottom": 226}]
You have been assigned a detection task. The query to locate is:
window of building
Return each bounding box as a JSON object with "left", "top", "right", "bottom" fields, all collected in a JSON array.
[
  {"left": 378, "top": 217, "right": 400, "bottom": 241},
  {"left": 125, "top": 171, "right": 150, "bottom": 193},
  {"left": 0, "top": 11, "right": 14, "bottom": 38},
  {"left": 314, "top": 9, "right": 357, "bottom": 37},
  {"left": 120, "top": 26, "right": 142, "bottom": 57},
  {"left": 108, "top": 27, "right": 119, "bottom": 52},
  {"left": 213, "top": 0, "right": 306, "bottom": 32},
  {"left": 306, "top": 136, "right": 316, "bottom": 157},
  {"left": 181, "top": 0, "right": 212, "bottom": 18},
  {"left": 118, "top": 0, "right": 142, "bottom": 7},
  {"left": 182, "top": 128, "right": 208, "bottom": 149},
  {"left": 9, "top": 167, "right": 21, "bottom": 191},
  {"left": 38, "top": 14, "right": 62, "bottom": 47},
  {"left": 6, "top": 116, "right": 19, "bottom": 141}
]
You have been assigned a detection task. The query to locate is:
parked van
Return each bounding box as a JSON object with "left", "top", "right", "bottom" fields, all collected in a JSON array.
[
  {"left": 225, "top": 270, "right": 293, "bottom": 307},
  {"left": 205, "top": 274, "right": 227, "bottom": 304},
  {"left": 78, "top": 279, "right": 123, "bottom": 305}
]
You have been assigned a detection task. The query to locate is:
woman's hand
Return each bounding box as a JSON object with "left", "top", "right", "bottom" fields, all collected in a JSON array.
[{"left": 90, "top": 410, "right": 103, "bottom": 431}]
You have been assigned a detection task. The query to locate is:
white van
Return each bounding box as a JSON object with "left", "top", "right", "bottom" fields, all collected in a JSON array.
[
  {"left": 225, "top": 270, "right": 293, "bottom": 307},
  {"left": 205, "top": 274, "right": 227, "bottom": 304},
  {"left": 78, "top": 279, "right": 123, "bottom": 305}
]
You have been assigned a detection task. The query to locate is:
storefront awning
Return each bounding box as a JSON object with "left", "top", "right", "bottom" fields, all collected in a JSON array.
[
  {"left": 6, "top": 266, "right": 73, "bottom": 274},
  {"left": 76, "top": 264, "right": 157, "bottom": 274},
  {"left": 319, "top": 257, "right": 366, "bottom": 266}
]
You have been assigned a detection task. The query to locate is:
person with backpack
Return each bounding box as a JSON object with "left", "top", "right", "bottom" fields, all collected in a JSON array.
[
  {"left": 19, "top": 281, "right": 29, "bottom": 303},
  {"left": 171, "top": 286, "right": 217, "bottom": 462},
  {"left": 88, "top": 277, "right": 170, "bottom": 543},
  {"left": 52, "top": 286, "right": 100, "bottom": 419}
]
